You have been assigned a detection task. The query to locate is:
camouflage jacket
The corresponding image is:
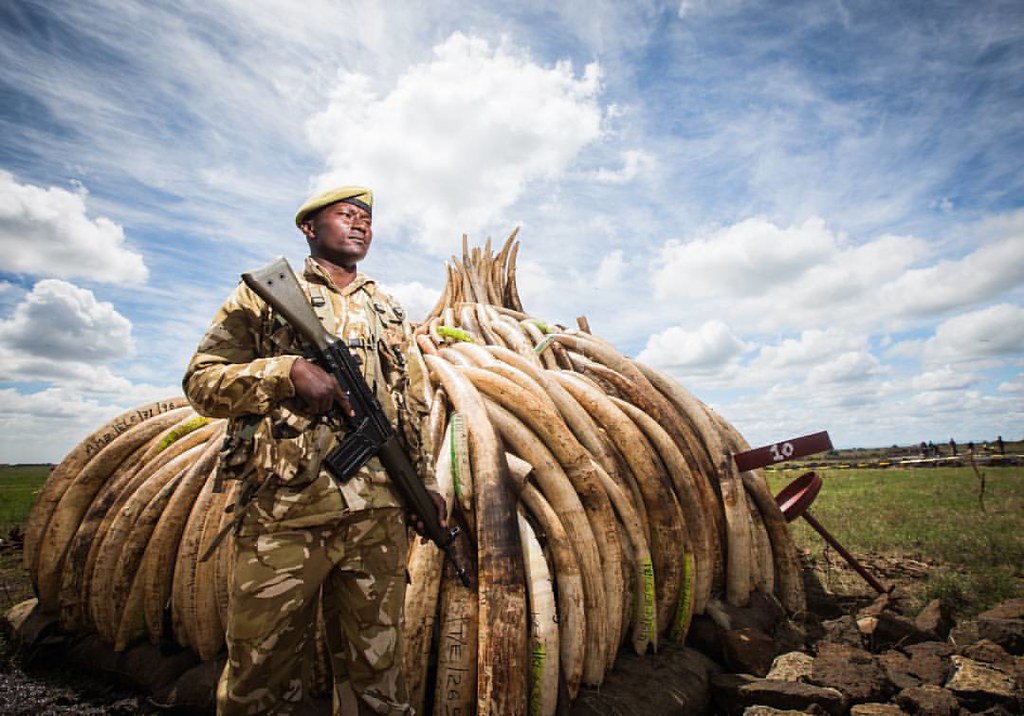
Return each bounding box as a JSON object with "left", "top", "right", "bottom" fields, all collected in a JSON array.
[{"left": 183, "top": 257, "right": 437, "bottom": 534}]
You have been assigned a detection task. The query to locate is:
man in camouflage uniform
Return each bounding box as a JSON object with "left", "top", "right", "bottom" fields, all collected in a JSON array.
[{"left": 183, "top": 186, "right": 445, "bottom": 715}]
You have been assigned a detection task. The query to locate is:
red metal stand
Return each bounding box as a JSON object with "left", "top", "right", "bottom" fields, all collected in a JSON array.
[{"left": 775, "top": 472, "right": 888, "bottom": 595}]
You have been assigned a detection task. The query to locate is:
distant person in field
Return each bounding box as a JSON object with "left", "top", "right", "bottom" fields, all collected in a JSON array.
[
  {"left": 949, "top": 438, "right": 957, "bottom": 456},
  {"left": 996, "top": 435, "right": 1005, "bottom": 455}
]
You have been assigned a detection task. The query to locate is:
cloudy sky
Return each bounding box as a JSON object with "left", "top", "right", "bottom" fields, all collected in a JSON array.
[{"left": 2, "top": 0, "right": 1022, "bottom": 463}]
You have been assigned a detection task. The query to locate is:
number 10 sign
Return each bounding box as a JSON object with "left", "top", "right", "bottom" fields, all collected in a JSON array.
[{"left": 733, "top": 431, "right": 833, "bottom": 472}]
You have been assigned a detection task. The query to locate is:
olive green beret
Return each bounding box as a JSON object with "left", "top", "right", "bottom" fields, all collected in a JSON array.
[{"left": 294, "top": 185, "right": 373, "bottom": 226}]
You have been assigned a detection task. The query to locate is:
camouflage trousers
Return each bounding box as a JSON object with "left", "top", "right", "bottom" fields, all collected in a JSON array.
[{"left": 217, "top": 507, "right": 412, "bottom": 715}]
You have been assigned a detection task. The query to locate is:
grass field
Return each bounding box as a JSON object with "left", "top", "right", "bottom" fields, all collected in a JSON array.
[
  {"left": 766, "top": 464, "right": 1024, "bottom": 616},
  {"left": 0, "top": 465, "right": 50, "bottom": 613},
  {"left": 0, "top": 465, "right": 50, "bottom": 534}
]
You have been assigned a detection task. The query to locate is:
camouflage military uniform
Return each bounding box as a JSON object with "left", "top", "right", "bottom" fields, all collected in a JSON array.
[{"left": 183, "top": 257, "right": 436, "bottom": 715}]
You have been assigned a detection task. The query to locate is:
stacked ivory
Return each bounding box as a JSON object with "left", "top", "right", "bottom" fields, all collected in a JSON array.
[{"left": 21, "top": 233, "right": 805, "bottom": 716}]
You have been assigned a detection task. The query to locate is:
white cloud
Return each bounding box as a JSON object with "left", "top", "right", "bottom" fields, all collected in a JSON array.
[
  {"left": 651, "top": 217, "right": 842, "bottom": 300},
  {"left": 0, "top": 384, "right": 181, "bottom": 464},
  {"left": 734, "top": 328, "right": 870, "bottom": 387},
  {"left": 649, "top": 214, "right": 1024, "bottom": 336},
  {"left": 0, "top": 172, "right": 148, "bottom": 284},
  {"left": 750, "top": 328, "right": 866, "bottom": 370},
  {"left": 0, "top": 357, "right": 135, "bottom": 394},
  {"left": 677, "top": 0, "right": 743, "bottom": 19},
  {"left": 888, "top": 304, "right": 1024, "bottom": 368},
  {"left": 998, "top": 374, "right": 1024, "bottom": 393},
  {"left": 594, "top": 250, "right": 625, "bottom": 289},
  {"left": 513, "top": 258, "right": 557, "bottom": 316},
  {"left": 0, "top": 279, "right": 134, "bottom": 363},
  {"left": 591, "top": 150, "right": 656, "bottom": 184},
  {"left": 306, "top": 32, "right": 604, "bottom": 251},
  {"left": 677, "top": 0, "right": 698, "bottom": 17},
  {"left": 0, "top": 1, "right": 1021, "bottom": 458},
  {"left": 0, "top": 280, "right": 175, "bottom": 463},
  {"left": 379, "top": 280, "right": 441, "bottom": 324},
  {"left": 918, "top": 304, "right": 1024, "bottom": 365},
  {"left": 714, "top": 370, "right": 1022, "bottom": 451},
  {"left": 904, "top": 367, "right": 981, "bottom": 392},
  {"left": 877, "top": 236, "right": 1024, "bottom": 316},
  {"left": 635, "top": 319, "right": 748, "bottom": 371},
  {"left": 807, "top": 351, "right": 884, "bottom": 385}
]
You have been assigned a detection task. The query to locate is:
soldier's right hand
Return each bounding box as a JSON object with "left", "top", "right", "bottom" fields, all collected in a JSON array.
[{"left": 290, "top": 358, "right": 356, "bottom": 418}]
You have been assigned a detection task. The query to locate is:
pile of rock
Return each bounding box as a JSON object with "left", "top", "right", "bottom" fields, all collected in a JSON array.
[
  {"left": 6, "top": 578, "right": 1021, "bottom": 715},
  {"left": 707, "top": 596, "right": 1023, "bottom": 715}
]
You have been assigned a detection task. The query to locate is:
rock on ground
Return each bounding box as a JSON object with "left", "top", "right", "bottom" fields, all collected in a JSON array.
[
  {"left": 976, "top": 598, "right": 1024, "bottom": 656},
  {"left": 894, "top": 684, "right": 961, "bottom": 716}
]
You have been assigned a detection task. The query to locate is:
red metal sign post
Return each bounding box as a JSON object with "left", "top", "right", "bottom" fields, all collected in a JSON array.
[
  {"left": 733, "top": 430, "right": 833, "bottom": 472},
  {"left": 734, "top": 431, "right": 888, "bottom": 595}
]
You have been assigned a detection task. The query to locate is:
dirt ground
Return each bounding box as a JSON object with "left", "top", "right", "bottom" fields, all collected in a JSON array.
[{"left": 0, "top": 533, "right": 957, "bottom": 716}]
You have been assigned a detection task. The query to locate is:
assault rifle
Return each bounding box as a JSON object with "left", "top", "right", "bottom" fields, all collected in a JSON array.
[{"left": 242, "top": 257, "right": 471, "bottom": 587}]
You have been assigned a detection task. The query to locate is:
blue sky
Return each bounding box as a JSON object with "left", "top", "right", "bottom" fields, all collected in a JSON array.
[{"left": 1, "top": 0, "right": 1022, "bottom": 463}]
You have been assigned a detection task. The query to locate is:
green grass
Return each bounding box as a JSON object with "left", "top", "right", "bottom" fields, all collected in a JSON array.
[
  {"left": 767, "top": 466, "right": 1024, "bottom": 616},
  {"left": 0, "top": 465, "right": 50, "bottom": 614},
  {"left": 0, "top": 465, "right": 50, "bottom": 534}
]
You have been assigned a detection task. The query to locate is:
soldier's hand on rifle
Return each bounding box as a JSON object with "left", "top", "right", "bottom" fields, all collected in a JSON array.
[
  {"left": 408, "top": 491, "right": 447, "bottom": 543},
  {"left": 290, "top": 358, "right": 356, "bottom": 418}
]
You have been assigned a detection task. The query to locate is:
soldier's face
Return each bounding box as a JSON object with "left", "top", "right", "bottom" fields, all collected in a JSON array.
[{"left": 304, "top": 201, "right": 373, "bottom": 266}]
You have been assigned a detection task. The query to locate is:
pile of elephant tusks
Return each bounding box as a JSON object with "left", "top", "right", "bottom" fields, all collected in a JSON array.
[{"left": 22, "top": 231, "right": 805, "bottom": 716}]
